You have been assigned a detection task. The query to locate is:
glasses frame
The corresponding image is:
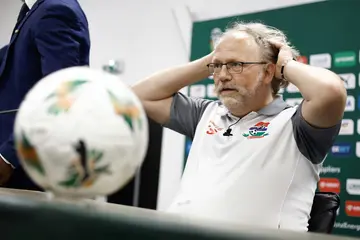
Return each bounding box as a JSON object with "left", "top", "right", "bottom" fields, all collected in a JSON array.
[{"left": 206, "top": 61, "right": 268, "bottom": 75}]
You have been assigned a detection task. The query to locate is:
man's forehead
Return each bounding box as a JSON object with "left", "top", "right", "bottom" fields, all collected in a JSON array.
[
  {"left": 213, "top": 34, "right": 260, "bottom": 62},
  {"left": 227, "top": 31, "right": 252, "bottom": 39},
  {"left": 216, "top": 32, "right": 255, "bottom": 47}
]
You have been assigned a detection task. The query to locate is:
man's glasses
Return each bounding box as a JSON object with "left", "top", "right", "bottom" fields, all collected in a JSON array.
[{"left": 207, "top": 61, "right": 267, "bottom": 75}]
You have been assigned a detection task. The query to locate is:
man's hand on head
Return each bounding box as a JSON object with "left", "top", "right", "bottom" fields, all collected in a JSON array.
[{"left": 267, "top": 39, "right": 294, "bottom": 79}]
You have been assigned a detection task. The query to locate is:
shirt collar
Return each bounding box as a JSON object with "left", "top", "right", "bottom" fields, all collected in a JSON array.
[
  {"left": 217, "top": 95, "right": 290, "bottom": 117},
  {"left": 25, "top": 0, "right": 37, "bottom": 9}
]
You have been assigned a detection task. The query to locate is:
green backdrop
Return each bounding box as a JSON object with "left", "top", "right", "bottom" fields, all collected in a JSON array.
[{"left": 184, "top": 1, "right": 360, "bottom": 237}]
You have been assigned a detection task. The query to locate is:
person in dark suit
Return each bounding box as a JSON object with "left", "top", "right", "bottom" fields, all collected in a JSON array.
[{"left": 0, "top": 0, "right": 90, "bottom": 190}]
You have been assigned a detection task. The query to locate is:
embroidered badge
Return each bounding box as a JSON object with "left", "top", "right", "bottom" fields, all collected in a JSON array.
[{"left": 242, "top": 121, "right": 270, "bottom": 139}]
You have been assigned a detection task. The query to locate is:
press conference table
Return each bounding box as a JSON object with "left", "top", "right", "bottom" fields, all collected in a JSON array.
[{"left": 0, "top": 188, "right": 357, "bottom": 240}]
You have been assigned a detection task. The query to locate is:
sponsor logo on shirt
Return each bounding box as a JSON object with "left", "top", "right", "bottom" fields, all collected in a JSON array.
[
  {"left": 346, "top": 179, "right": 360, "bottom": 195},
  {"left": 339, "top": 119, "right": 354, "bottom": 135},
  {"left": 206, "top": 120, "right": 224, "bottom": 135},
  {"left": 345, "top": 201, "right": 360, "bottom": 217},
  {"left": 339, "top": 73, "right": 356, "bottom": 89},
  {"left": 242, "top": 122, "right": 270, "bottom": 139},
  {"left": 331, "top": 143, "right": 351, "bottom": 157},
  {"left": 345, "top": 96, "right": 355, "bottom": 112},
  {"left": 309, "top": 53, "right": 331, "bottom": 68},
  {"left": 318, "top": 178, "right": 340, "bottom": 193},
  {"left": 320, "top": 165, "right": 341, "bottom": 174},
  {"left": 334, "top": 51, "right": 356, "bottom": 68}
]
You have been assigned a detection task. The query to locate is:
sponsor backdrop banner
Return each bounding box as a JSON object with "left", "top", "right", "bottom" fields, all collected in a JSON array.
[{"left": 185, "top": 1, "right": 360, "bottom": 237}]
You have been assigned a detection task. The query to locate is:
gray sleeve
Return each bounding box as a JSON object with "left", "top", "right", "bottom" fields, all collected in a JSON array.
[
  {"left": 291, "top": 102, "right": 341, "bottom": 164},
  {"left": 163, "top": 92, "right": 213, "bottom": 139}
]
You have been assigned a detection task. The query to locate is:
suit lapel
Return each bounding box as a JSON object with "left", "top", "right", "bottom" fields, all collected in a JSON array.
[{"left": 9, "top": 0, "right": 45, "bottom": 45}]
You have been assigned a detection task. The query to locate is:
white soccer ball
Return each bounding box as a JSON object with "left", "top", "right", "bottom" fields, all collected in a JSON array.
[{"left": 14, "top": 66, "right": 148, "bottom": 198}]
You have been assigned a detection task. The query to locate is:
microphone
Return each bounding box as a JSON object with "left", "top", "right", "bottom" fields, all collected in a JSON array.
[
  {"left": 222, "top": 117, "right": 241, "bottom": 137},
  {"left": 223, "top": 128, "right": 233, "bottom": 137}
]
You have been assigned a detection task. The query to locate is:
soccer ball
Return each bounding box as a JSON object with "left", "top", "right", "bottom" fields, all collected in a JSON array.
[
  {"left": 249, "top": 128, "right": 258, "bottom": 136},
  {"left": 14, "top": 66, "right": 148, "bottom": 198}
]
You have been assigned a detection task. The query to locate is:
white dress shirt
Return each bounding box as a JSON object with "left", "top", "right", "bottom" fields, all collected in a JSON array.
[{"left": 25, "top": 0, "right": 37, "bottom": 9}]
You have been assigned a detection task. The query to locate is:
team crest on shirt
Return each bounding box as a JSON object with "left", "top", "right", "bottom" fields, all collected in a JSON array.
[{"left": 242, "top": 122, "right": 270, "bottom": 139}]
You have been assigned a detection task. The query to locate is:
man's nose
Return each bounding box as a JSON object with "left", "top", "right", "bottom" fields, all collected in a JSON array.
[{"left": 218, "top": 65, "right": 231, "bottom": 82}]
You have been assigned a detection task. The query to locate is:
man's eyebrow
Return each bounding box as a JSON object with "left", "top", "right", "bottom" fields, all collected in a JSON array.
[
  {"left": 211, "top": 58, "right": 220, "bottom": 63},
  {"left": 212, "top": 58, "right": 244, "bottom": 63}
]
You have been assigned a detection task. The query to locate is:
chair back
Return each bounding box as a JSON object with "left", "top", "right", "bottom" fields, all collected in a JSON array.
[{"left": 308, "top": 192, "right": 340, "bottom": 233}]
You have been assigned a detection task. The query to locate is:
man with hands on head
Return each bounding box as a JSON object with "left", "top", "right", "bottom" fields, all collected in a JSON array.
[{"left": 132, "top": 22, "right": 346, "bottom": 231}]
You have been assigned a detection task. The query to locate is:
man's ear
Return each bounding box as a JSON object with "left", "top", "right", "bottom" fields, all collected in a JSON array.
[{"left": 263, "top": 63, "right": 276, "bottom": 84}]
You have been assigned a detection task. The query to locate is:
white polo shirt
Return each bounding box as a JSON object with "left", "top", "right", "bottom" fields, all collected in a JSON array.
[{"left": 164, "top": 92, "right": 340, "bottom": 231}]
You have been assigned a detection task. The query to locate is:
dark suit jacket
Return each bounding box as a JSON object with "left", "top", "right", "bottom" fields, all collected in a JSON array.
[{"left": 0, "top": 0, "right": 90, "bottom": 190}]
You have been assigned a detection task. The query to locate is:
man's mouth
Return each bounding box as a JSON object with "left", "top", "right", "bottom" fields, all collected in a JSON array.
[{"left": 220, "top": 88, "right": 236, "bottom": 94}]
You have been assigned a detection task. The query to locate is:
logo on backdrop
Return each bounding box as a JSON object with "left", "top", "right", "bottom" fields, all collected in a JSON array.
[
  {"left": 345, "top": 96, "right": 355, "bottom": 112},
  {"left": 334, "top": 221, "right": 360, "bottom": 231},
  {"left": 210, "top": 28, "right": 222, "bottom": 51},
  {"left": 346, "top": 179, "right": 360, "bottom": 195},
  {"left": 331, "top": 143, "right": 352, "bottom": 157},
  {"left": 339, "top": 119, "right": 354, "bottom": 135},
  {"left": 189, "top": 85, "right": 206, "bottom": 98},
  {"left": 356, "top": 142, "right": 360, "bottom": 158},
  {"left": 185, "top": 140, "right": 192, "bottom": 157},
  {"left": 296, "top": 56, "right": 308, "bottom": 64},
  {"left": 334, "top": 51, "right": 356, "bottom": 68},
  {"left": 345, "top": 201, "right": 360, "bottom": 217},
  {"left": 309, "top": 53, "right": 331, "bottom": 68},
  {"left": 286, "top": 83, "right": 300, "bottom": 93},
  {"left": 285, "top": 98, "right": 303, "bottom": 106},
  {"left": 320, "top": 165, "right": 341, "bottom": 174},
  {"left": 339, "top": 73, "right": 356, "bottom": 89},
  {"left": 318, "top": 178, "right": 340, "bottom": 193}
]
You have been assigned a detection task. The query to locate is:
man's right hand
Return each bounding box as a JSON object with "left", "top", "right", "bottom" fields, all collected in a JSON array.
[{"left": 0, "top": 156, "right": 14, "bottom": 186}]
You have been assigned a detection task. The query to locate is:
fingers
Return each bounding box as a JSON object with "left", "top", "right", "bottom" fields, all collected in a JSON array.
[
  {"left": 268, "top": 39, "right": 291, "bottom": 51},
  {"left": 267, "top": 39, "right": 284, "bottom": 49}
]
